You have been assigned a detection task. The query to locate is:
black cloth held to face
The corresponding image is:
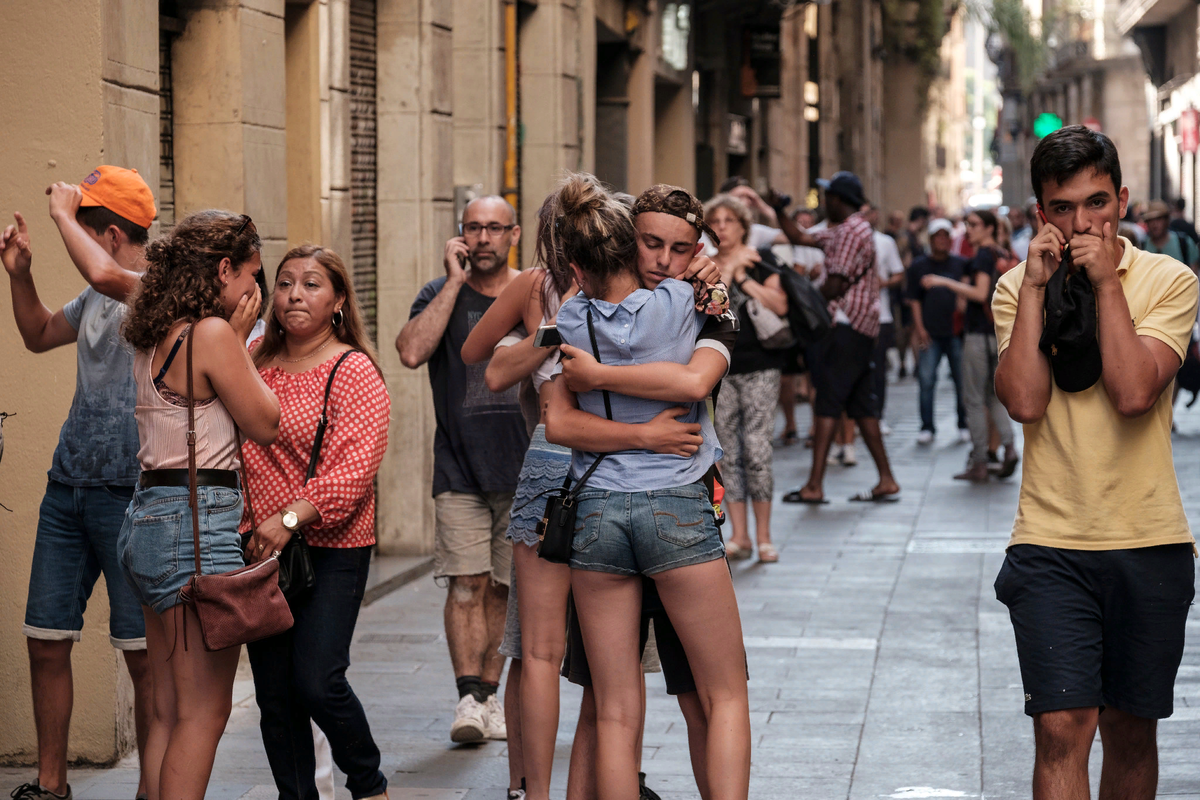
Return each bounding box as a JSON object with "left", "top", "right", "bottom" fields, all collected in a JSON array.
[{"left": 1038, "top": 247, "right": 1103, "bottom": 392}]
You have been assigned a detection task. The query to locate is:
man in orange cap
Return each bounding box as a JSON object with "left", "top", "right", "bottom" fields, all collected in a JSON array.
[{"left": 1, "top": 165, "right": 154, "bottom": 800}]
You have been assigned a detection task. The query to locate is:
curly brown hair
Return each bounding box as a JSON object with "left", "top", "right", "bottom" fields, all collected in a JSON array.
[
  {"left": 252, "top": 244, "right": 382, "bottom": 376},
  {"left": 123, "top": 210, "right": 261, "bottom": 351}
]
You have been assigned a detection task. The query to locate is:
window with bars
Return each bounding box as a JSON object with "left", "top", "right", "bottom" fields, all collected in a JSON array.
[
  {"left": 350, "top": 0, "right": 378, "bottom": 340},
  {"left": 159, "top": 8, "right": 185, "bottom": 230}
]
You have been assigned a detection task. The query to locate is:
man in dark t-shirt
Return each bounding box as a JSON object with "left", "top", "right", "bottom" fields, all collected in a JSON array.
[
  {"left": 397, "top": 196, "right": 528, "bottom": 746},
  {"left": 907, "top": 219, "right": 968, "bottom": 442}
]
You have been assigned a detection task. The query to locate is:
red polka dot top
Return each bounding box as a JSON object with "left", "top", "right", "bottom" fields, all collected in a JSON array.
[{"left": 240, "top": 348, "right": 391, "bottom": 548}]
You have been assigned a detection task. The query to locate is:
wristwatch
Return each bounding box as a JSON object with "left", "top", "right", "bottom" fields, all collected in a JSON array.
[{"left": 281, "top": 509, "right": 300, "bottom": 531}]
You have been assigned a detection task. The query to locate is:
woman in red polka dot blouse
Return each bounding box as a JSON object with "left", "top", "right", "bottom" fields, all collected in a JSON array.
[{"left": 239, "top": 244, "right": 391, "bottom": 800}]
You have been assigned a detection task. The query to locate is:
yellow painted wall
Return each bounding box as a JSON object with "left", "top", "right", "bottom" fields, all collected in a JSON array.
[{"left": 0, "top": 0, "right": 125, "bottom": 764}]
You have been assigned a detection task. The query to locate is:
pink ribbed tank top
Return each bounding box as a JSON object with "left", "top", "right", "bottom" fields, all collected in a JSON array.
[{"left": 133, "top": 348, "right": 241, "bottom": 471}]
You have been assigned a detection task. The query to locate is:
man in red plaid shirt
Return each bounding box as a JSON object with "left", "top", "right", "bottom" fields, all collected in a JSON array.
[{"left": 784, "top": 171, "right": 901, "bottom": 504}]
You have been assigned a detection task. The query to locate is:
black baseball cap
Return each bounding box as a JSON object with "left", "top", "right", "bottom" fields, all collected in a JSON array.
[
  {"left": 817, "top": 171, "right": 866, "bottom": 208},
  {"left": 1038, "top": 256, "right": 1102, "bottom": 393}
]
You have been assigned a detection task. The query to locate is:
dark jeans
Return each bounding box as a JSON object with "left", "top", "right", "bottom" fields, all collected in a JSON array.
[
  {"left": 917, "top": 334, "right": 966, "bottom": 432},
  {"left": 248, "top": 545, "right": 385, "bottom": 800},
  {"left": 873, "top": 322, "right": 895, "bottom": 418}
]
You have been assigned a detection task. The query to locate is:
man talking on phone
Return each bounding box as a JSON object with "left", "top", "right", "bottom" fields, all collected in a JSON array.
[
  {"left": 397, "top": 197, "right": 527, "bottom": 745},
  {"left": 992, "top": 126, "right": 1199, "bottom": 799}
]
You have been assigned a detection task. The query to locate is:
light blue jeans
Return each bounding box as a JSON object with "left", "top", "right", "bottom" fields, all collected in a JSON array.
[{"left": 917, "top": 334, "right": 966, "bottom": 433}]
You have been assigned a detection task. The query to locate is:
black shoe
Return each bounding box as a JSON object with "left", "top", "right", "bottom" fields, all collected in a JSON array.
[
  {"left": 11, "top": 785, "right": 71, "bottom": 800},
  {"left": 638, "top": 773, "right": 663, "bottom": 800}
]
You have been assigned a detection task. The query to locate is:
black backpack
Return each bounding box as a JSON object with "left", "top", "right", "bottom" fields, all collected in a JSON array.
[{"left": 755, "top": 250, "right": 832, "bottom": 348}]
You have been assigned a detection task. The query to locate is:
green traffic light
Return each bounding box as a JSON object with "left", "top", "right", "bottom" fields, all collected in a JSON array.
[{"left": 1034, "top": 113, "right": 1064, "bottom": 139}]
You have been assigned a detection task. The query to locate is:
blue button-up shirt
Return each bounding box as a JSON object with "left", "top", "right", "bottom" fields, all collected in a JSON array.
[{"left": 553, "top": 279, "right": 722, "bottom": 491}]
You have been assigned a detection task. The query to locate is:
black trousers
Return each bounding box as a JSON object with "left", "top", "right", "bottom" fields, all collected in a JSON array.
[{"left": 248, "top": 545, "right": 385, "bottom": 800}]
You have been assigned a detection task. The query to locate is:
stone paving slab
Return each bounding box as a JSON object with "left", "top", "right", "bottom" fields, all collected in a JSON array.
[{"left": 7, "top": 374, "right": 1200, "bottom": 798}]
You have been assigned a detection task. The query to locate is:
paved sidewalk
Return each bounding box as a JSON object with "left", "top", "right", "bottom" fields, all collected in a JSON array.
[{"left": 8, "top": 375, "right": 1200, "bottom": 799}]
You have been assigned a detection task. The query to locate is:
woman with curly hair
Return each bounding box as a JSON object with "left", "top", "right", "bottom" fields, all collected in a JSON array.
[
  {"left": 239, "top": 244, "right": 392, "bottom": 800},
  {"left": 118, "top": 210, "right": 280, "bottom": 800}
]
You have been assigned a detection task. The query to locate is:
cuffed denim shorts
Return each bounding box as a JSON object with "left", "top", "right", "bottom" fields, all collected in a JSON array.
[
  {"left": 24, "top": 480, "right": 146, "bottom": 649},
  {"left": 569, "top": 482, "right": 726, "bottom": 576},
  {"left": 117, "top": 484, "right": 246, "bottom": 615},
  {"left": 507, "top": 425, "right": 573, "bottom": 548}
]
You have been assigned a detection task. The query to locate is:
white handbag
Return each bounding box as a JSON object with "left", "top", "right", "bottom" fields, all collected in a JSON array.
[{"left": 745, "top": 297, "right": 796, "bottom": 350}]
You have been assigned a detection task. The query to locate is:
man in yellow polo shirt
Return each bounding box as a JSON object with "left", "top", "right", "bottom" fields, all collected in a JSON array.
[{"left": 993, "top": 126, "right": 1198, "bottom": 799}]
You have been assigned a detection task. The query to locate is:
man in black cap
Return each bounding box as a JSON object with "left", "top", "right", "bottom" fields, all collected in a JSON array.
[
  {"left": 784, "top": 171, "right": 900, "bottom": 504},
  {"left": 992, "top": 125, "right": 1199, "bottom": 799}
]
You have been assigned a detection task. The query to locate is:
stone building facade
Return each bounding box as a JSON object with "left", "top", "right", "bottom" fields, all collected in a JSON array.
[{"left": 0, "top": 0, "right": 961, "bottom": 762}]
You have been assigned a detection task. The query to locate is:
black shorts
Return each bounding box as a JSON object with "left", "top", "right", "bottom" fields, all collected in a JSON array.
[
  {"left": 781, "top": 343, "right": 806, "bottom": 376},
  {"left": 994, "top": 543, "right": 1195, "bottom": 719},
  {"left": 808, "top": 324, "right": 878, "bottom": 419},
  {"left": 561, "top": 578, "right": 696, "bottom": 695}
]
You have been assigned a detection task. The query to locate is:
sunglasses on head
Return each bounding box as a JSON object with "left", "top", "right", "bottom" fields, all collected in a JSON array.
[{"left": 235, "top": 214, "right": 257, "bottom": 237}]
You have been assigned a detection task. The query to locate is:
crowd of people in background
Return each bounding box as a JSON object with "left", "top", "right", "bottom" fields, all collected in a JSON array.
[{"left": 5, "top": 124, "right": 1200, "bottom": 800}]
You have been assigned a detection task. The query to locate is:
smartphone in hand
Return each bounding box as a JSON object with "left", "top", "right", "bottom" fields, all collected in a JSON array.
[{"left": 534, "top": 325, "right": 562, "bottom": 348}]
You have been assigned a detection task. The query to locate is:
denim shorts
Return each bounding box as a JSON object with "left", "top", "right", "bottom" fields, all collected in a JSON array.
[
  {"left": 117, "top": 484, "right": 247, "bottom": 615},
  {"left": 24, "top": 480, "right": 146, "bottom": 649},
  {"left": 569, "top": 482, "right": 726, "bottom": 576},
  {"left": 507, "top": 425, "right": 573, "bottom": 548}
]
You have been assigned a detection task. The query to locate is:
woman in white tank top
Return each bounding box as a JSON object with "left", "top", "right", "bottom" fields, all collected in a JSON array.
[{"left": 118, "top": 210, "right": 280, "bottom": 800}]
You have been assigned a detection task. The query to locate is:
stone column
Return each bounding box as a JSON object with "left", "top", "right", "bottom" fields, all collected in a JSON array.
[
  {"left": 624, "top": 6, "right": 655, "bottom": 195},
  {"left": 452, "top": 0, "right": 505, "bottom": 193},
  {"left": 0, "top": 0, "right": 159, "bottom": 764},
  {"left": 520, "top": 0, "right": 587, "bottom": 258},
  {"left": 882, "top": 60, "right": 928, "bottom": 213},
  {"left": 172, "top": 0, "right": 289, "bottom": 269},
  {"left": 374, "top": 0, "right": 455, "bottom": 554}
]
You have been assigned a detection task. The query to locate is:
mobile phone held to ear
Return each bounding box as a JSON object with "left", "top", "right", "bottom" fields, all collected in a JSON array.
[{"left": 534, "top": 325, "right": 562, "bottom": 348}]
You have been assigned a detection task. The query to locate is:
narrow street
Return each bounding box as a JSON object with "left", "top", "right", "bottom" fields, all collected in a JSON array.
[{"left": 19, "top": 375, "right": 1200, "bottom": 799}]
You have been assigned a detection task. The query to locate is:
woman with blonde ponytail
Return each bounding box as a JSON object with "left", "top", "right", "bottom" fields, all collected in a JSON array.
[{"left": 543, "top": 174, "right": 751, "bottom": 800}]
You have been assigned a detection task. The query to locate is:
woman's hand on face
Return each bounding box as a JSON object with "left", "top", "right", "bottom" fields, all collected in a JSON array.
[
  {"left": 559, "top": 343, "right": 601, "bottom": 393},
  {"left": 245, "top": 511, "right": 294, "bottom": 563},
  {"left": 230, "top": 285, "right": 263, "bottom": 344},
  {"left": 641, "top": 406, "right": 703, "bottom": 457}
]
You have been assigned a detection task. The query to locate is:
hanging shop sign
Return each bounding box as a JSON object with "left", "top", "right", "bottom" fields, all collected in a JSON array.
[
  {"left": 727, "top": 114, "right": 748, "bottom": 156},
  {"left": 1180, "top": 108, "right": 1199, "bottom": 154},
  {"left": 741, "top": 25, "right": 781, "bottom": 98}
]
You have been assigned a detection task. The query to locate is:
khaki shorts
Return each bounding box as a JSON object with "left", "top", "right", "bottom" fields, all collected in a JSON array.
[{"left": 434, "top": 491, "right": 514, "bottom": 585}]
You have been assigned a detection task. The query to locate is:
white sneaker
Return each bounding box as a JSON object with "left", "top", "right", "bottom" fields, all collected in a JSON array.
[
  {"left": 841, "top": 444, "right": 857, "bottom": 466},
  {"left": 484, "top": 694, "right": 507, "bottom": 740},
  {"left": 880, "top": 421, "right": 892, "bottom": 436},
  {"left": 916, "top": 430, "right": 934, "bottom": 445},
  {"left": 958, "top": 428, "right": 971, "bottom": 444},
  {"left": 827, "top": 445, "right": 843, "bottom": 465},
  {"left": 450, "top": 695, "right": 487, "bottom": 743}
]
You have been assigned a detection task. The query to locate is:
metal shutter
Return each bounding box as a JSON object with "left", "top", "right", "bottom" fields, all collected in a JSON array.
[{"left": 350, "top": 0, "right": 378, "bottom": 339}]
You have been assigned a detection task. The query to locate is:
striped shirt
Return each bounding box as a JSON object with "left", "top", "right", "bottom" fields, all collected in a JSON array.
[{"left": 813, "top": 212, "right": 880, "bottom": 338}]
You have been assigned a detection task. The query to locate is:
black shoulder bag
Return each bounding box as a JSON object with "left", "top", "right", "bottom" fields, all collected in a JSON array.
[
  {"left": 242, "top": 350, "right": 358, "bottom": 599},
  {"left": 536, "top": 310, "right": 612, "bottom": 564}
]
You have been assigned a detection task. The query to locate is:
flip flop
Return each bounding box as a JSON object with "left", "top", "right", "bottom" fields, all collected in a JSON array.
[
  {"left": 849, "top": 489, "right": 900, "bottom": 503},
  {"left": 782, "top": 489, "right": 829, "bottom": 504},
  {"left": 725, "top": 541, "right": 753, "bottom": 561}
]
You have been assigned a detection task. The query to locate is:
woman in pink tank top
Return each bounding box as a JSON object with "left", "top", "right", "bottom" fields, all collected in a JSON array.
[{"left": 118, "top": 211, "right": 280, "bottom": 800}]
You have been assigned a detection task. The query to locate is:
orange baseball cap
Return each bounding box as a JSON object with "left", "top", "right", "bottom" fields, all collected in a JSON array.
[{"left": 78, "top": 166, "right": 157, "bottom": 229}]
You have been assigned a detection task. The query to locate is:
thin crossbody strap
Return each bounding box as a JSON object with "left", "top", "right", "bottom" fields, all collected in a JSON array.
[
  {"left": 236, "top": 430, "right": 255, "bottom": 530},
  {"left": 585, "top": 310, "right": 613, "bottom": 421},
  {"left": 185, "top": 325, "right": 202, "bottom": 577},
  {"left": 568, "top": 309, "right": 612, "bottom": 497},
  {"left": 305, "top": 350, "right": 358, "bottom": 486}
]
